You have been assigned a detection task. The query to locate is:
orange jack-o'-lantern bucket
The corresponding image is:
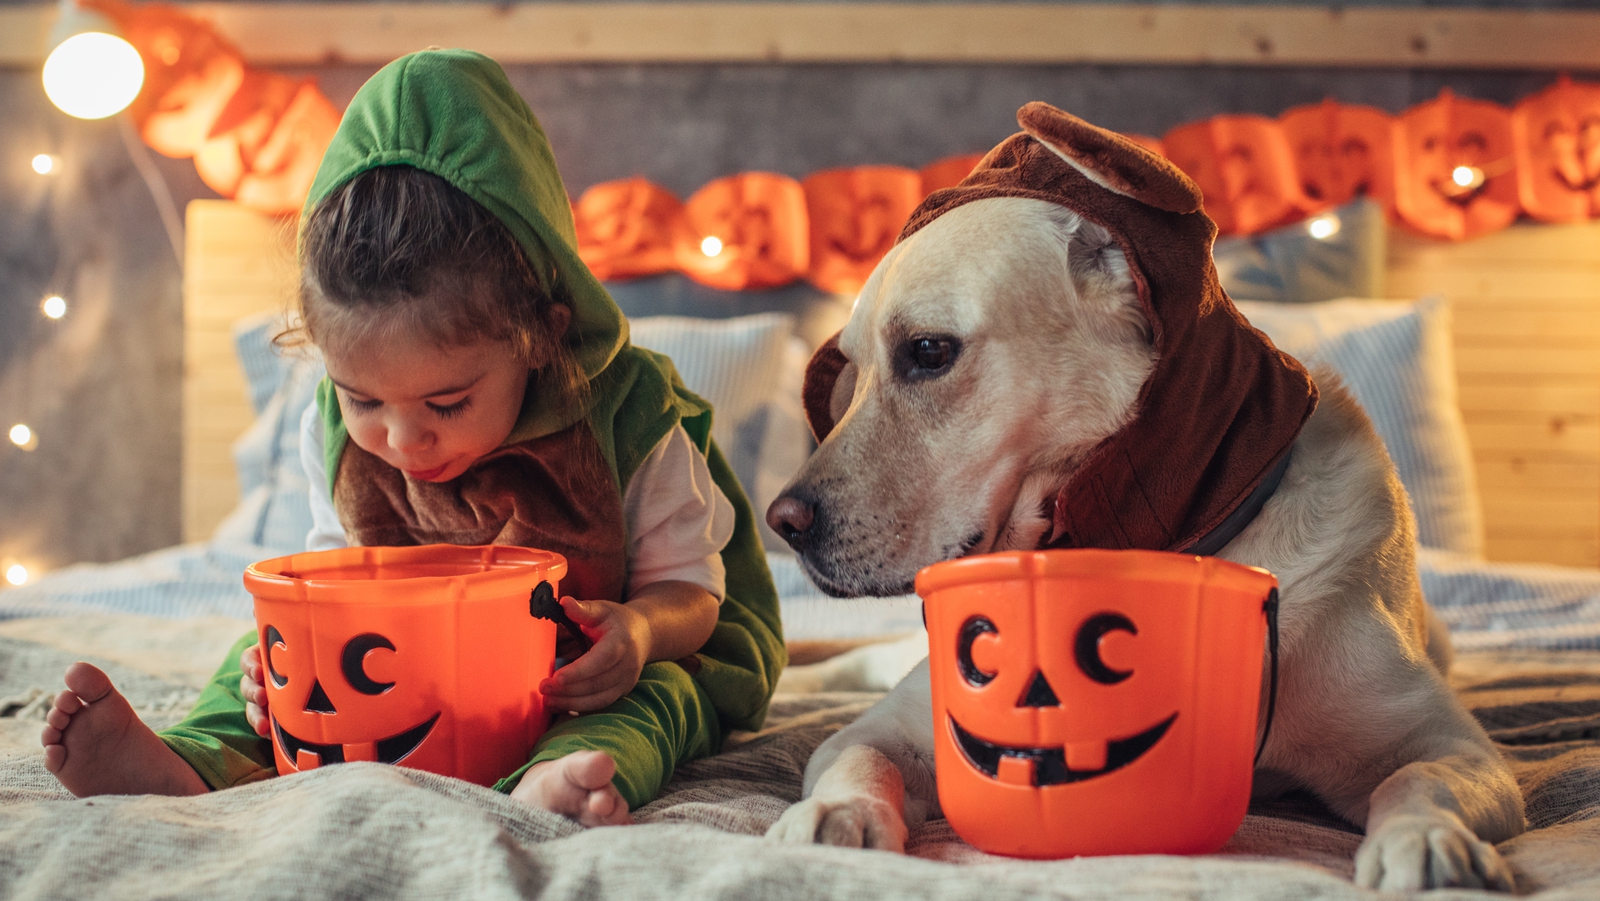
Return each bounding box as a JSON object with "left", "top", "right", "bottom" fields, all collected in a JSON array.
[
  {"left": 916, "top": 549, "right": 1278, "bottom": 859},
  {"left": 245, "top": 544, "right": 567, "bottom": 787}
]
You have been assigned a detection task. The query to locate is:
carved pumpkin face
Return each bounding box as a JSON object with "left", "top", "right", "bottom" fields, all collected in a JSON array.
[
  {"left": 246, "top": 545, "right": 564, "bottom": 787},
  {"left": 917, "top": 550, "right": 1274, "bottom": 859},
  {"left": 1162, "top": 115, "right": 1313, "bottom": 235},
  {"left": 574, "top": 177, "right": 685, "bottom": 280},
  {"left": 674, "top": 172, "right": 810, "bottom": 290},
  {"left": 1394, "top": 90, "right": 1519, "bottom": 241},
  {"left": 802, "top": 166, "right": 923, "bottom": 296},
  {"left": 1513, "top": 76, "right": 1600, "bottom": 224},
  {"left": 1279, "top": 99, "right": 1397, "bottom": 212}
]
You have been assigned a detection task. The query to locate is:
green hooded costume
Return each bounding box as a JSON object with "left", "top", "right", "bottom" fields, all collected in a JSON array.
[{"left": 159, "top": 50, "right": 786, "bottom": 807}]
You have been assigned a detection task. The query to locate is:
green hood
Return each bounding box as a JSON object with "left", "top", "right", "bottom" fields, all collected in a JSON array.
[{"left": 304, "top": 49, "right": 627, "bottom": 441}]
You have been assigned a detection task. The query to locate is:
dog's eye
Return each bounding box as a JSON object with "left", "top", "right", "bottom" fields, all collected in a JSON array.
[{"left": 903, "top": 336, "right": 960, "bottom": 378}]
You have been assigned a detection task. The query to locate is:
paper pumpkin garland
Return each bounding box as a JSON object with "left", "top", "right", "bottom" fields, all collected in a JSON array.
[
  {"left": 1162, "top": 115, "right": 1316, "bottom": 235},
  {"left": 673, "top": 172, "right": 811, "bottom": 291},
  {"left": 1279, "top": 99, "right": 1397, "bottom": 213},
  {"left": 803, "top": 165, "right": 924, "bottom": 296},
  {"left": 1513, "top": 76, "right": 1600, "bottom": 224},
  {"left": 1394, "top": 89, "right": 1521, "bottom": 241},
  {"left": 52, "top": 3, "right": 1600, "bottom": 271}
]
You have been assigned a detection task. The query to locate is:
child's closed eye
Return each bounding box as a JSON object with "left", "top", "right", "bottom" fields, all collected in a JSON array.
[
  {"left": 345, "top": 395, "right": 383, "bottom": 413},
  {"left": 428, "top": 397, "right": 473, "bottom": 419}
]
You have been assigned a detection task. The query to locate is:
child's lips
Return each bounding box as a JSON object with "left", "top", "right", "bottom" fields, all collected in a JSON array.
[{"left": 405, "top": 463, "right": 450, "bottom": 481}]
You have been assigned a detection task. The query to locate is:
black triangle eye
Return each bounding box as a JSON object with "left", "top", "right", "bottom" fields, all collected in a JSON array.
[
  {"left": 342, "top": 633, "right": 396, "bottom": 695},
  {"left": 1018, "top": 671, "right": 1060, "bottom": 708},
  {"left": 1075, "top": 613, "right": 1137, "bottom": 684}
]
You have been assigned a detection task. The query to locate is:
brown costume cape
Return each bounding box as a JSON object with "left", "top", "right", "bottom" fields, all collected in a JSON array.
[{"left": 803, "top": 102, "right": 1319, "bottom": 554}]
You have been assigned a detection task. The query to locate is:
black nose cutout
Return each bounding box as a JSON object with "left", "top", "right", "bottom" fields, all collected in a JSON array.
[
  {"left": 1018, "top": 671, "right": 1061, "bottom": 708},
  {"left": 304, "top": 679, "right": 337, "bottom": 714}
]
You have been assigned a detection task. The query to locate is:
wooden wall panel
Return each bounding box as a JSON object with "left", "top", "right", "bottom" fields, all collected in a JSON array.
[
  {"left": 181, "top": 201, "right": 295, "bottom": 543},
  {"left": 1387, "top": 222, "right": 1600, "bottom": 569}
]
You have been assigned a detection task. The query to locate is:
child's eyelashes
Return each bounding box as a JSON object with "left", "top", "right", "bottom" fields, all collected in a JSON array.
[
  {"left": 428, "top": 397, "right": 473, "bottom": 419},
  {"left": 346, "top": 396, "right": 383, "bottom": 413}
]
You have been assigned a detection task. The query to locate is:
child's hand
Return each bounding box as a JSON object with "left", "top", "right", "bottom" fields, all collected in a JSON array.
[
  {"left": 540, "top": 597, "right": 650, "bottom": 713},
  {"left": 239, "top": 645, "right": 271, "bottom": 738}
]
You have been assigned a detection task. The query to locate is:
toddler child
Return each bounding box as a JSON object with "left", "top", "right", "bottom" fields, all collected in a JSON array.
[{"left": 41, "top": 49, "right": 785, "bottom": 824}]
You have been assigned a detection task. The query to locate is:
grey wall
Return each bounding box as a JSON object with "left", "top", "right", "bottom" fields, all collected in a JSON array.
[{"left": 2, "top": 53, "right": 1595, "bottom": 573}]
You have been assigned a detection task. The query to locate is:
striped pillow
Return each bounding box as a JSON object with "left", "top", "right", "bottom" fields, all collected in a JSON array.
[{"left": 1237, "top": 297, "right": 1484, "bottom": 557}]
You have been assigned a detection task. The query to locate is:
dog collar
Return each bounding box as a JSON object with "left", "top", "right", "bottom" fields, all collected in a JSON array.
[{"left": 1179, "top": 450, "right": 1292, "bottom": 557}]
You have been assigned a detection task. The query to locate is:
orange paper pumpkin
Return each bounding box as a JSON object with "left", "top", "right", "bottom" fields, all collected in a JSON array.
[
  {"left": 1394, "top": 90, "right": 1520, "bottom": 240},
  {"left": 573, "top": 178, "right": 685, "bottom": 280},
  {"left": 802, "top": 166, "right": 923, "bottom": 296},
  {"left": 917, "top": 550, "right": 1275, "bottom": 859},
  {"left": 1513, "top": 76, "right": 1600, "bottom": 224},
  {"left": 232, "top": 82, "right": 342, "bottom": 215},
  {"left": 246, "top": 545, "right": 565, "bottom": 787},
  {"left": 1279, "top": 99, "right": 1397, "bottom": 212},
  {"left": 1163, "top": 115, "right": 1314, "bottom": 235},
  {"left": 193, "top": 70, "right": 302, "bottom": 198},
  {"left": 675, "top": 173, "right": 810, "bottom": 290},
  {"left": 919, "top": 154, "right": 986, "bottom": 195}
]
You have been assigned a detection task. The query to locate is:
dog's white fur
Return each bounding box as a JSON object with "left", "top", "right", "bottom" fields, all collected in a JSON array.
[{"left": 765, "top": 195, "right": 1526, "bottom": 891}]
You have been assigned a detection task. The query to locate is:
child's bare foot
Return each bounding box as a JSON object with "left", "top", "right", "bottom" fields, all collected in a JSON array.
[
  {"left": 41, "top": 662, "right": 209, "bottom": 798},
  {"left": 509, "top": 750, "right": 632, "bottom": 826}
]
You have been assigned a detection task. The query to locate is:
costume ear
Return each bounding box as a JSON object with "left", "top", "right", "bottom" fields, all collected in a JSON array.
[
  {"left": 1017, "top": 101, "right": 1203, "bottom": 214},
  {"left": 801, "top": 333, "right": 855, "bottom": 442}
]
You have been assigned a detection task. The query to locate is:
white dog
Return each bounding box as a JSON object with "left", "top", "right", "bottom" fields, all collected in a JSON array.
[{"left": 764, "top": 103, "right": 1525, "bottom": 892}]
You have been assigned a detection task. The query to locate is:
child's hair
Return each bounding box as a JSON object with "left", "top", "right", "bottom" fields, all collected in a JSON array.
[{"left": 282, "top": 165, "right": 586, "bottom": 419}]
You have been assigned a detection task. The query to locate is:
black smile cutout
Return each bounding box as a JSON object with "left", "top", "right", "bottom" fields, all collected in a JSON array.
[
  {"left": 950, "top": 712, "right": 1178, "bottom": 786},
  {"left": 272, "top": 712, "right": 441, "bottom": 767}
]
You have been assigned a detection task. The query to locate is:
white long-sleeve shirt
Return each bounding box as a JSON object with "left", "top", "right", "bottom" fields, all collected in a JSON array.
[{"left": 298, "top": 403, "right": 736, "bottom": 600}]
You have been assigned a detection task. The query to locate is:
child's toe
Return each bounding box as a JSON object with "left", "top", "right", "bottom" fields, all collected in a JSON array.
[
  {"left": 564, "top": 750, "right": 617, "bottom": 792},
  {"left": 62, "top": 662, "right": 114, "bottom": 703}
]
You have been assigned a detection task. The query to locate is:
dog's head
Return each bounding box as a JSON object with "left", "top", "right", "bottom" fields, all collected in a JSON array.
[{"left": 769, "top": 103, "right": 1316, "bottom": 597}]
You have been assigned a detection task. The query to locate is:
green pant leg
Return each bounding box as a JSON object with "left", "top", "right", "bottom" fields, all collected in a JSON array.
[
  {"left": 492, "top": 660, "right": 719, "bottom": 810},
  {"left": 157, "top": 629, "right": 277, "bottom": 790}
]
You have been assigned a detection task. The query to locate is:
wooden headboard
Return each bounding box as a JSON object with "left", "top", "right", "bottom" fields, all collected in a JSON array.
[{"left": 181, "top": 199, "right": 1600, "bottom": 568}]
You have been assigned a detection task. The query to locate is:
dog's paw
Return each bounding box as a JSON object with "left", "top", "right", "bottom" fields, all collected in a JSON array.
[
  {"left": 765, "top": 794, "right": 909, "bottom": 852},
  {"left": 1354, "top": 814, "right": 1515, "bottom": 892}
]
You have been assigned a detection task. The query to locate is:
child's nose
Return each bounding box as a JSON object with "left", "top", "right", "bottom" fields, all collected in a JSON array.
[{"left": 388, "top": 420, "right": 433, "bottom": 455}]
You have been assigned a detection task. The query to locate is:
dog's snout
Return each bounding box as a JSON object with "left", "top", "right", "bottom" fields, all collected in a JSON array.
[{"left": 766, "top": 495, "right": 816, "bottom": 549}]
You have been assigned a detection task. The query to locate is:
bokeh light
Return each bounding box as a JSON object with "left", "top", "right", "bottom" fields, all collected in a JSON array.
[
  {"left": 42, "top": 295, "right": 67, "bottom": 319},
  {"left": 700, "top": 236, "right": 724, "bottom": 257},
  {"left": 9, "top": 424, "right": 37, "bottom": 450},
  {"left": 1307, "top": 214, "right": 1341, "bottom": 240},
  {"left": 4, "top": 565, "right": 28, "bottom": 587},
  {"left": 42, "top": 32, "right": 145, "bottom": 120},
  {"left": 31, "top": 154, "right": 57, "bottom": 175}
]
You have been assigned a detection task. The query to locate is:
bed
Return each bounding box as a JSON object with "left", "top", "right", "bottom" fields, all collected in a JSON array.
[{"left": 1, "top": 198, "right": 1598, "bottom": 899}]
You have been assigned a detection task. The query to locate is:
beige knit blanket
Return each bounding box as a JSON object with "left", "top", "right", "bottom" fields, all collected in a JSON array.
[{"left": 2, "top": 614, "right": 1598, "bottom": 899}]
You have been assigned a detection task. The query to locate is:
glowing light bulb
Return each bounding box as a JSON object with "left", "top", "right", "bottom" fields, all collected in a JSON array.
[
  {"left": 9, "top": 424, "right": 37, "bottom": 450},
  {"left": 32, "top": 154, "right": 57, "bottom": 175},
  {"left": 41, "top": 295, "right": 67, "bottom": 319},
  {"left": 1307, "top": 214, "right": 1341, "bottom": 241},
  {"left": 4, "top": 565, "right": 27, "bottom": 587},
  {"left": 1451, "top": 166, "right": 1483, "bottom": 189},
  {"left": 42, "top": 32, "right": 145, "bottom": 120},
  {"left": 700, "top": 236, "right": 724, "bottom": 257}
]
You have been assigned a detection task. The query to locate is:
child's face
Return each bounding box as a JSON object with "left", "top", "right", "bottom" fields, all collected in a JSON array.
[{"left": 324, "top": 327, "right": 528, "bottom": 483}]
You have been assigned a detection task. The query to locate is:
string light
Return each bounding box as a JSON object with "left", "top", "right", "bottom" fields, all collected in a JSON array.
[
  {"left": 41, "top": 295, "right": 67, "bottom": 319},
  {"left": 700, "top": 236, "right": 724, "bottom": 258},
  {"left": 1306, "top": 214, "right": 1341, "bottom": 241},
  {"left": 4, "top": 565, "right": 28, "bottom": 587},
  {"left": 32, "top": 154, "right": 57, "bottom": 175},
  {"left": 1451, "top": 166, "right": 1485, "bottom": 189},
  {"left": 42, "top": 31, "right": 145, "bottom": 120},
  {"left": 9, "top": 424, "right": 38, "bottom": 451}
]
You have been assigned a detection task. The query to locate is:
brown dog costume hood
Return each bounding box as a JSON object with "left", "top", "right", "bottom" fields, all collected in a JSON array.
[{"left": 802, "top": 102, "right": 1319, "bottom": 554}]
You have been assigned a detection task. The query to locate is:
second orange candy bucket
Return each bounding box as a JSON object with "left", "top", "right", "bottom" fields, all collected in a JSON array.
[{"left": 916, "top": 548, "right": 1278, "bottom": 859}]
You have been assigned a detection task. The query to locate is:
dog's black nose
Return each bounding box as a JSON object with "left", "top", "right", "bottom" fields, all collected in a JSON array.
[{"left": 766, "top": 495, "right": 815, "bottom": 549}]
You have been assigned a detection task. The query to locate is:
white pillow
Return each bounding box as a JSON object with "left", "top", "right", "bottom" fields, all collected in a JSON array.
[
  {"left": 629, "top": 313, "right": 812, "bottom": 551},
  {"left": 1236, "top": 297, "right": 1484, "bottom": 557}
]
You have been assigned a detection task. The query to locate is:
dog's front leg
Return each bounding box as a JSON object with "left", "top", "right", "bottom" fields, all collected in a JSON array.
[{"left": 766, "top": 659, "right": 940, "bottom": 851}]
